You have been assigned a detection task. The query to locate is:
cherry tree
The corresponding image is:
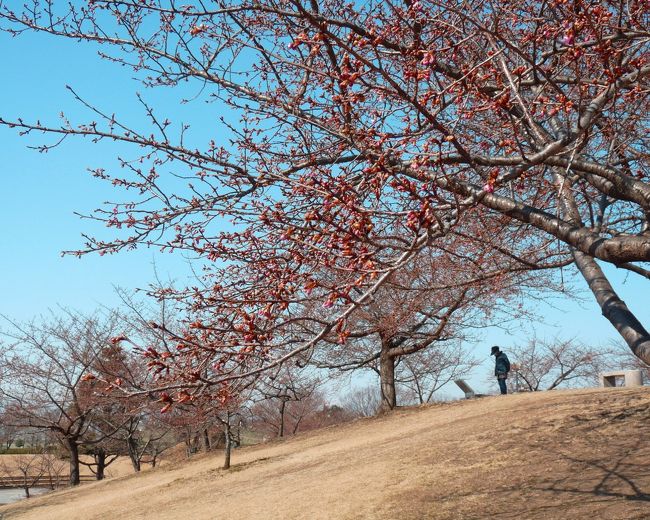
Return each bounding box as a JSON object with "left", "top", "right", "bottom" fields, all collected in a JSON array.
[
  {"left": 0, "top": 312, "right": 124, "bottom": 485},
  {"left": 613, "top": 341, "right": 650, "bottom": 382},
  {"left": 303, "top": 242, "right": 560, "bottom": 410},
  {"left": 509, "top": 337, "right": 612, "bottom": 391},
  {"left": 84, "top": 337, "right": 177, "bottom": 473},
  {"left": 342, "top": 386, "right": 380, "bottom": 418},
  {"left": 1, "top": 1, "right": 649, "bottom": 403},
  {"left": 250, "top": 367, "right": 324, "bottom": 438},
  {"left": 0, "top": 422, "right": 18, "bottom": 452},
  {"left": 173, "top": 393, "right": 250, "bottom": 469},
  {"left": 0, "top": 452, "right": 47, "bottom": 499},
  {"left": 396, "top": 341, "right": 480, "bottom": 404}
]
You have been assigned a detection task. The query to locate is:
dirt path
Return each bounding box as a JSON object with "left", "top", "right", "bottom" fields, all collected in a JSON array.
[{"left": 1, "top": 388, "right": 649, "bottom": 519}]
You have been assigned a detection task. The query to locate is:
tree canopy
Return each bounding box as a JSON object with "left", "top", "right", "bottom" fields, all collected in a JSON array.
[{"left": 1, "top": 0, "right": 648, "bottom": 405}]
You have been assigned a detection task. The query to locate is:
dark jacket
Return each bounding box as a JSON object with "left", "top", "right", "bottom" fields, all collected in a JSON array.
[{"left": 494, "top": 351, "right": 511, "bottom": 376}]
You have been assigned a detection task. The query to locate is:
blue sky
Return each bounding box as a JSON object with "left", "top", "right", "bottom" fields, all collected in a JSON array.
[
  {"left": 0, "top": 28, "right": 647, "bottom": 397},
  {"left": 1, "top": 29, "right": 208, "bottom": 320}
]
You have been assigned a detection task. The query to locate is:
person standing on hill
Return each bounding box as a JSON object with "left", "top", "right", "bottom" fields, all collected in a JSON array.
[{"left": 491, "top": 346, "right": 511, "bottom": 395}]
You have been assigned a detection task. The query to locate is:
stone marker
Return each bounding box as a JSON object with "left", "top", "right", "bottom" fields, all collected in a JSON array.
[{"left": 599, "top": 369, "right": 644, "bottom": 388}]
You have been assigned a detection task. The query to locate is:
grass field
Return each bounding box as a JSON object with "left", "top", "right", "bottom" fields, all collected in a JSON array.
[{"left": 1, "top": 387, "right": 648, "bottom": 519}]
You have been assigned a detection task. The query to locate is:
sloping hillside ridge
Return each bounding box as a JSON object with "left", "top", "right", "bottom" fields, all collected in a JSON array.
[{"left": 1, "top": 387, "right": 649, "bottom": 520}]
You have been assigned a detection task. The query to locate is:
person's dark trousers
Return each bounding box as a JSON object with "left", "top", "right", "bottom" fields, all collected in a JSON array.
[{"left": 497, "top": 377, "right": 507, "bottom": 395}]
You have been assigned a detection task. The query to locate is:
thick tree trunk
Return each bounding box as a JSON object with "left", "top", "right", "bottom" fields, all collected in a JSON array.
[
  {"left": 66, "top": 439, "right": 80, "bottom": 486},
  {"left": 223, "top": 420, "right": 231, "bottom": 470},
  {"left": 552, "top": 169, "right": 650, "bottom": 364},
  {"left": 203, "top": 429, "right": 211, "bottom": 452},
  {"left": 95, "top": 450, "right": 106, "bottom": 481},
  {"left": 379, "top": 348, "right": 397, "bottom": 413},
  {"left": 573, "top": 250, "right": 650, "bottom": 364},
  {"left": 127, "top": 437, "right": 141, "bottom": 472}
]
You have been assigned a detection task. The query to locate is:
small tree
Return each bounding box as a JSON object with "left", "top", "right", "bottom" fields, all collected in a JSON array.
[
  {"left": 0, "top": 423, "right": 19, "bottom": 452},
  {"left": 251, "top": 367, "right": 324, "bottom": 438},
  {"left": 42, "top": 453, "right": 67, "bottom": 490},
  {"left": 509, "top": 338, "right": 612, "bottom": 392},
  {"left": 302, "top": 405, "right": 356, "bottom": 430},
  {"left": 342, "top": 386, "right": 380, "bottom": 418},
  {"left": 612, "top": 341, "right": 650, "bottom": 383},
  {"left": 0, "top": 452, "right": 46, "bottom": 498},
  {"left": 397, "top": 341, "right": 480, "bottom": 404}
]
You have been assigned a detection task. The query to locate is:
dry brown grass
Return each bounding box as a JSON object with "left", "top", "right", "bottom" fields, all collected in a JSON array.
[{"left": 1, "top": 387, "right": 649, "bottom": 520}]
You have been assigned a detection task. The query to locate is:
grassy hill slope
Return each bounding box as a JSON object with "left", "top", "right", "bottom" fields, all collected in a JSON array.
[{"left": 1, "top": 387, "right": 649, "bottom": 520}]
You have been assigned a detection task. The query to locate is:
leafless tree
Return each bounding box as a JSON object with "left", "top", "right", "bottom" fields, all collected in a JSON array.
[
  {"left": 342, "top": 386, "right": 380, "bottom": 418},
  {"left": 509, "top": 338, "right": 613, "bottom": 392},
  {"left": 0, "top": 452, "right": 46, "bottom": 498},
  {"left": 305, "top": 251, "right": 545, "bottom": 412},
  {"left": 612, "top": 341, "right": 650, "bottom": 383},
  {"left": 42, "top": 453, "right": 67, "bottom": 490},
  {"left": 251, "top": 366, "right": 323, "bottom": 438},
  {"left": 397, "top": 341, "right": 480, "bottom": 404},
  {"left": 0, "top": 423, "right": 19, "bottom": 452},
  {"left": 0, "top": 311, "right": 124, "bottom": 485}
]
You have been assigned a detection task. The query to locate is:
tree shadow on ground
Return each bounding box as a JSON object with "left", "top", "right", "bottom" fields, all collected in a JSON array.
[{"left": 532, "top": 437, "right": 650, "bottom": 503}]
